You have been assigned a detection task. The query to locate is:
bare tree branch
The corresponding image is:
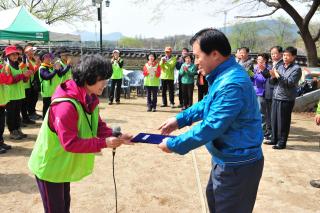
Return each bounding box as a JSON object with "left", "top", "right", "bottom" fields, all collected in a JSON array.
[
  {"left": 303, "top": 0, "right": 320, "bottom": 26},
  {"left": 258, "top": 0, "right": 280, "bottom": 8},
  {"left": 277, "top": 0, "right": 303, "bottom": 27},
  {"left": 235, "top": 7, "right": 279, "bottom": 18}
]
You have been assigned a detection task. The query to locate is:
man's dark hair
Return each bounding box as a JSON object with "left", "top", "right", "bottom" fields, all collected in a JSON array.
[
  {"left": 270, "top": 46, "right": 283, "bottom": 53},
  {"left": 189, "top": 28, "right": 231, "bottom": 57},
  {"left": 182, "top": 48, "right": 189, "bottom": 52},
  {"left": 73, "top": 54, "right": 113, "bottom": 86},
  {"left": 257, "top": 53, "right": 269, "bottom": 63},
  {"left": 284, "top": 46, "right": 297, "bottom": 56},
  {"left": 240, "top": 47, "right": 250, "bottom": 53}
]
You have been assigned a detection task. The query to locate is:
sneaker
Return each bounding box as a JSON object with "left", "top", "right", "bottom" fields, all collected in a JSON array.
[
  {"left": 0, "top": 147, "right": 6, "bottom": 154},
  {"left": 177, "top": 104, "right": 183, "bottom": 108},
  {"left": 160, "top": 104, "right": 167, "bottom": 107},
  {"left": 170, "top": 104, "right": 175, "bottom": 108},
  {"left": 22, "top": 119, "right": 36, "bottom": 125},
  {"left": 18, "top": 129, "right": 27, "bottom": 138},
  {"left": 116, "top": 101, "right": 120, "bottom": 105},
  {"left": 9, "top": 130, "right": 23, "bottom": 140},
  {"left": 147, "top": 108, "right": 152, "bottom": 112},
  {"left": 0, "top": 143, "right": 12, "bottom": 150},
  {"left": 152, "top": 108, "right": 156, "bottom": 112}
]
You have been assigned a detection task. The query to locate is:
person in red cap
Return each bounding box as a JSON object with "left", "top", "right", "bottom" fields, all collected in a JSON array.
[{"left": 3, "top": 45, "right": 32, "bottom": 140}]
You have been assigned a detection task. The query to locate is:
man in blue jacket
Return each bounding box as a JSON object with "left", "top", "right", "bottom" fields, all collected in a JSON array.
[{"left": 158, "top": 28, "right": 264, "bottom": 213}]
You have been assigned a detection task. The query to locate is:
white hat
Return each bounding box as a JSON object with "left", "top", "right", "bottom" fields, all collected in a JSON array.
[
  {"left": 113, "top": 49, "right": 120, "bottom": 53},
  {"left": 25, "top": 46, "right": 37, "bottom": 53}
]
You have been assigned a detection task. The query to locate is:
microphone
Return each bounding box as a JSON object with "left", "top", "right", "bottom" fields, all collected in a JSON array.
[
  {"left": 112, "top": 126, "right": 122, "bottom": 137},
  {"left": 112, "top": 126, "right": 122, "bottom": 154}
]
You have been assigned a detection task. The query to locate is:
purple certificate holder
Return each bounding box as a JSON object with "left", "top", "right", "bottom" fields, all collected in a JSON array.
[{"left": 131, "top": 133, "right": 176, "bottom": 144}]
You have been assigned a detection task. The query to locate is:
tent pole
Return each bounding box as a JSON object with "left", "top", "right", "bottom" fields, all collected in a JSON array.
[{"left": 48, "top": 41, "right": 51, "bottom": 52}]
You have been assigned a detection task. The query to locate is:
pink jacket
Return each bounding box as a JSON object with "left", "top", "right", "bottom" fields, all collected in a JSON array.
[{"left": 49, "top": 80, "right": 112, "bottom": 153}]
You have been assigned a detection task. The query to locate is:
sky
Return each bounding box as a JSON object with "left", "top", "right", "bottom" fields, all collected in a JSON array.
[{"left": 50, "top": 0, "right": 316, "bottom": 39}]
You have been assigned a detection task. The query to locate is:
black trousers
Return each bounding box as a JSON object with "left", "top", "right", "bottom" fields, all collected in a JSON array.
[
  {"left": 109, "top": 79, "right": 122, "bottom": 103},
  {"left": 161, "top": 79, "right": 174, "bottom": 105},
  {"left": 21, "top": 88, "right": 32, "bottom": 120},
  {"left": 6, "top": 99, "right": 22, "bottom": 132},
  {"left": 198, "top": 84, "right": 208, "bottom": 102},
  {"left": 206, "top": 159, "right": 264, "bottom": 213},
  {"left": 178, "top": 75, "right": 183, "bottom": 106},
  {"left": 36, "top": 176, "right": 71, "bottom": 213},
  {"left": 29, "top": 86, "right": 39, "bottom": 115},
  {"left": 264, "top": 99, "right": 272, "bottom": 137},
  {"left": 271, "top": 99, "right": 295, "bottom": 146},
  {"left": 182, "top": 83, "right": 194, "bottom": 108},
  {"left": 43, "top": 97, "right": 52, "bottom": 119},
  {"left": 146, "top": 86, "right": 158, "bottom": 109},
  {"left": 0, "top": 106, "right": 5, "bottom": 141}
]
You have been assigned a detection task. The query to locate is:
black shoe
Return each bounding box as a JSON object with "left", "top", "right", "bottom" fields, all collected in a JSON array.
[
  {"left": 23, "top": 119, "right": 36, "bottom": 125},
  {"left": 9, "top": 130, "right": 23, "bottom": 140},
  {"left": 310, "top": 180, "right": 320, "bottom": 188},
  {"left": 20, "top": 122, "right": 27, "bottom": 127},
  {"left": 160, "top": 104, "right": 167, "bottom": 107},
  {"left": 147, "top": 108, "right": 152, "bottom": 112},
  {"left": 264, "top": 135, "right": 272, "bottom": 141},
  {"left": 0, "top": 143, "right": 12, "bottom": 150},
  {"left": 272, "top": 144, "right": 286, "bottom": 150},
  {"left": 0, "top": 147, "right": 6, "bottom": 154},
  {"left": 116, "top": 101, "right": 120, "bottom": 105},
  {"left": 18, "top": 129, "right": 27, "bottom": 138},
  {"left": 29, "top": 113, "right": 42, "bottom": 120},
  {"left": 263, "top": 141, "right": 276, "bottom": 145},
  {"left": 152, "top": 108, "right": 156, "bottom": 112},
  {"left": 108, "top": 102, "right": 113, "bottom": 105}
]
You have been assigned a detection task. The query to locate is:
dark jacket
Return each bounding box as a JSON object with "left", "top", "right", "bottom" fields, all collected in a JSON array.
[
  {"left": 262, "top": 60, "right": 283, "bottom": 100},
  {"left": 270, "top": 63, "right": 302, "bottom": 101}
]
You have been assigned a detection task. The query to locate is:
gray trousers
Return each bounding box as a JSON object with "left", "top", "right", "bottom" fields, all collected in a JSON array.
[{"left": 206, "top": 158, "right": 264, "bottom": 213}]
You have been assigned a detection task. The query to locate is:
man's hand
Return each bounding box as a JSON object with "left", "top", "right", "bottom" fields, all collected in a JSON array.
[
  {"left": 274, "top": 69, "right": 280, "bottom": 78},
  {"left": 315, "top": 114, "right": 320, "bottom": 125},
  {"left": 158, "top": 117, "right": 179, "bottom": 135},
  {"left": 269, "top": 69, "right": 276, "bottom": 78},
  {"left": 158, "top": 138, "right": 172, "bottom": 153}
]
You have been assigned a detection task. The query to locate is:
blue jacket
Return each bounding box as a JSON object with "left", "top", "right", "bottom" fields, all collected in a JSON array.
[{"left": 166, "top": 57, "right": 263, "bottom": 166}]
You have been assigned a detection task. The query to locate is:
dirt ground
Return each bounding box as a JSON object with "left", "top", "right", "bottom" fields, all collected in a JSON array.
[{"left": 0, "top": 94, "right": 319, "bottom": 213}]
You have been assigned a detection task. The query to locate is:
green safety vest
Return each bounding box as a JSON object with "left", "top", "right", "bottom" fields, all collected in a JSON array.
[
  {"left": 111, "top": 58, "right": 123, "bottom": 79},
  {"left": 39, "top": 65, "right": 61, "bottom": 98},
  {"left": 59, "top": 60, "right": 72, "bottom": 83},
  {"left": 317, "top": 101, "right": 320, "bottom": 115},
  {"left": 160, "top": 56, "right": 177, "bottom": 80},
  {"left": 28, "top": 98, "right": 99, "bottom": 183},
  {"left": 0, "top": 69, "right": 9, "bottom": 105},
  {"left": 144, "top": 63, "right": 160, "bottom": 87},
  {"left": 6, "top": 65, "right": 25, "bottom": 101},
  {"left": 21, "top": 66, "right": 31, "bottom": 89}
]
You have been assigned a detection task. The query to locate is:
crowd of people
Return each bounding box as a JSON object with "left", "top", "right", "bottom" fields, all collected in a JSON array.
[
  {"left": 0, "top": 44, "right": 72, "bottom": 153},
  {"left": 1, "top": 28, "right": 319, "bottom": 213}
]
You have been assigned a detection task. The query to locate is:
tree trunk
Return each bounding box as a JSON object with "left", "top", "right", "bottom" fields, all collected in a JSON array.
[{"left": 300, "top": 29, "right": 319, "bottom": 67}]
